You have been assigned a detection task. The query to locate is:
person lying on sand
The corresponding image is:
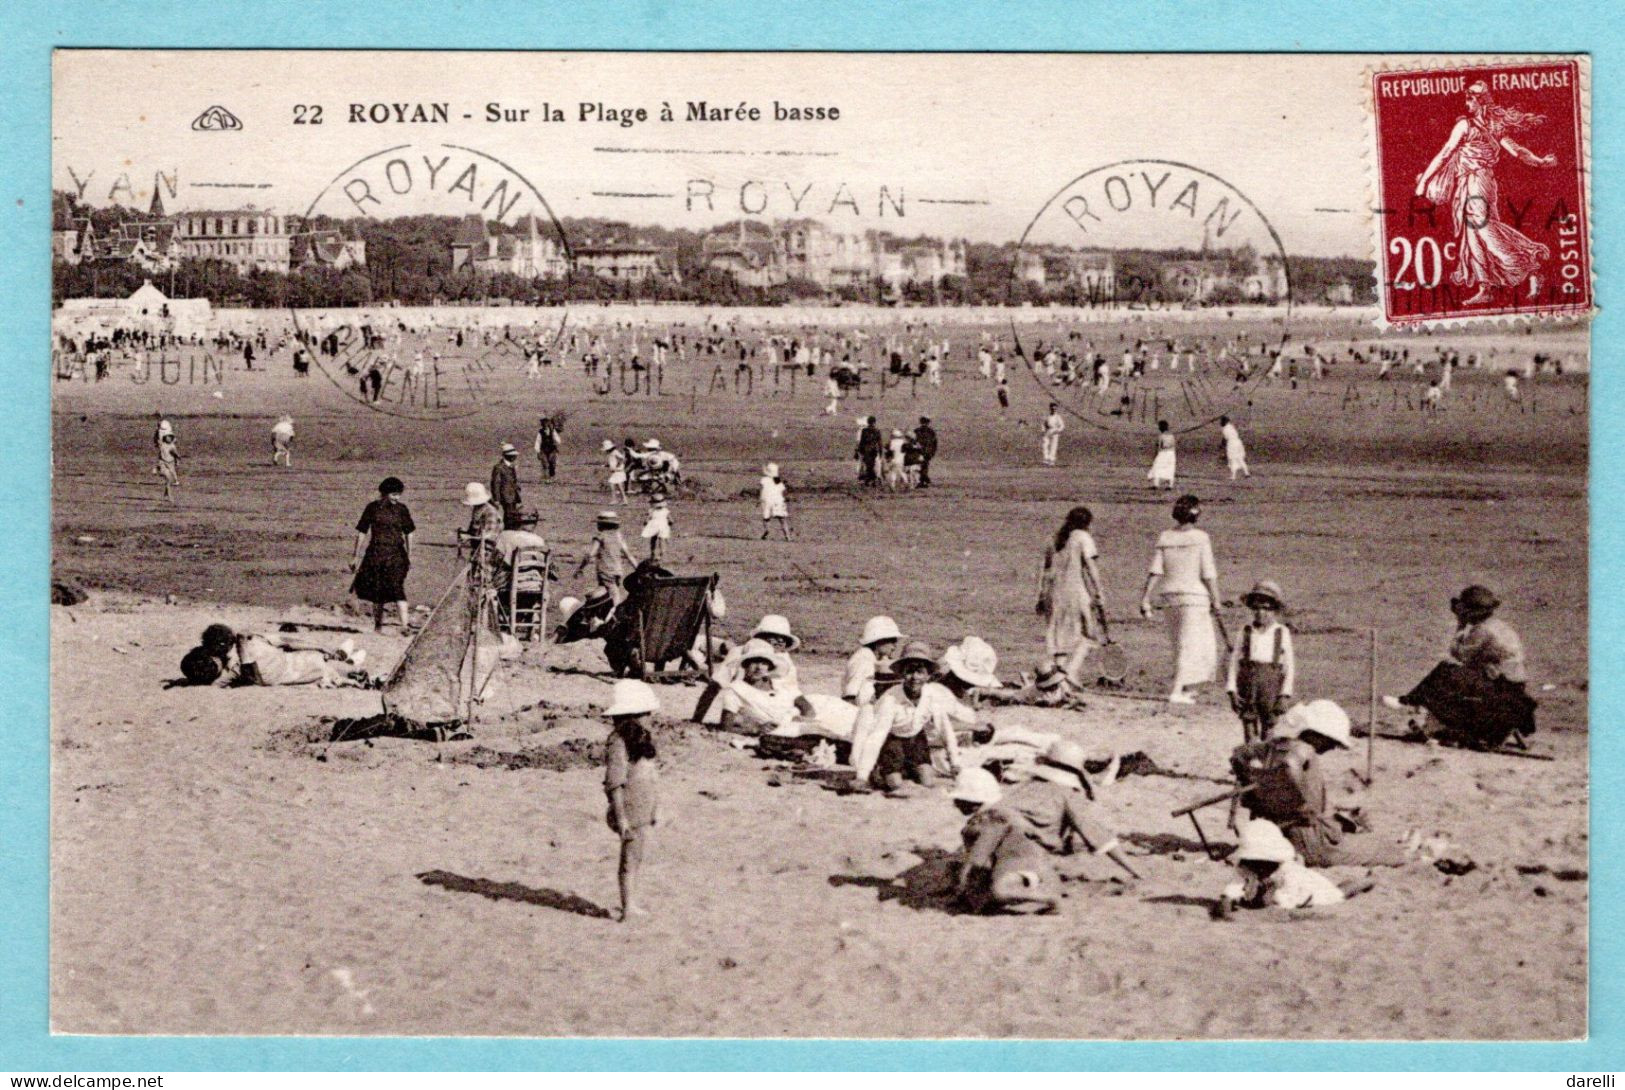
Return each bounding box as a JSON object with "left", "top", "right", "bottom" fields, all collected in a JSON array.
[
  {"left": 952, "top": 758, "right": 1140, "bottom": 915},
  {"left": 713, "top": 641, "right": 856, "bottom": 739},
  {"left": 174, "top": 625, "right": 367, "bottom": 688},
  {"left": 1214, "top": 819, "right": 1375, "bottom": 918},
  {"left": 716, "top": 640, "right": 821, "bottom": 735},
  {"left": 982, "top": 662, "right": 1090, "bottom": 710},
  {"left": 962, "top": 726, "right": 1119, "bottom": 792},
  {"left": 236, "top": 633, "right": 368, "bottom": 688},
  {"left": 177, "top": 623, "right": 245, "bottom": 687}
]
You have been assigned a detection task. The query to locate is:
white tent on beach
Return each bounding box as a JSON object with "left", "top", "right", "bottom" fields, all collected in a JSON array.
[{"left": 56, "top": 280, "right": 213, "bottom": 337}]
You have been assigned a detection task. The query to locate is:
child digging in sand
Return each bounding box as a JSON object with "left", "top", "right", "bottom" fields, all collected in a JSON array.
[
  {"left": 603, "top": 679, "right": 661, "bottom": 922},
  {"left": 1214, "top": 818, "right": 1373, "bottom": 917}
]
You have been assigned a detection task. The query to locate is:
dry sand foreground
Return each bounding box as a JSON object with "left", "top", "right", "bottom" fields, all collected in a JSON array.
[{"left": 51, "top": 593, "right": 1586, "bottom": 1040}]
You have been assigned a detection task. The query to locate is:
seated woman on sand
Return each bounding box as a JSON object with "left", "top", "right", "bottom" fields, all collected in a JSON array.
[
  {"left": 1381, "top": 584, "right": 1536, "bottom": 749},
  {"left": 715, "top": 639, "right": 856, "bottom": 739},
  {"left": 713, "top": 614, "right": 802, "bottom": 689}
]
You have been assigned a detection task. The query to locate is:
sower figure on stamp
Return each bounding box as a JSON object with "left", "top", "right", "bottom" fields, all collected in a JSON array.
[{"left": 1415, "top": 81, "right": 1558, "bottom": 306}]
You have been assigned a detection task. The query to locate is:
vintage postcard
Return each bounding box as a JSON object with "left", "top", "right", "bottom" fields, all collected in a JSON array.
[{"left": 48, "top": 51, "right": 1588, "bottom": 1040}]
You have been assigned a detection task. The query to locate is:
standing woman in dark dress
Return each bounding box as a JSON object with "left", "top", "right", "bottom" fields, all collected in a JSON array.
[{"left": 350, "top": 476, "right": 415, "bottom": 632}]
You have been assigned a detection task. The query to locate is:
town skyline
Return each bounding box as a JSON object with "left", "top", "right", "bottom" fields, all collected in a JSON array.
[{"left": 53, "top": 192, "right": 1362, "bottom": 262}]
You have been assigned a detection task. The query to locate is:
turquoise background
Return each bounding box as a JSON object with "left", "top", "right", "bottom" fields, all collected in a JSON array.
[{"left": 0, "top": 0, "right": 1615, "bottom": 1071}]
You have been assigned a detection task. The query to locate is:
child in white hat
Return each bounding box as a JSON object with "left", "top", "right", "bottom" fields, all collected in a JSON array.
[
  {"left": 758, "top": 463, "right": 790, "bottom": 541},
  {"left": 604, "top": 439, "right": 629, "bottom": 504},
  {"left": 842, "top": 616, "right": 901, "bottom": 768},
  {"left": 574, "top": 510, "right": 637, "bottom": 598},
  {"left": 953, "top": 760, "right": 1140, "bottom": 914},
  {"left": 640, "top": 492, "right": 672, "bottom": 562},
  {"left": 1229, "top": 700, "right": 1407, "bottom": 868},
  {"left": 462, "top": 481, "right": 503, "bottom": 557},
  {"left": 155, "top": 429, "right": 181, "bottom": 503},
  {"left": 271, "top": 415, "right": 295, "bottom": 467},
  {"left": 603, "top": 678, "right": 661, "bottom": 922},
  {"left": 952, "top": 767, "right": 1059, "bottom": 915},
  {"left": 843, "top": 616, "right": 901, "bottom": 707},
  {"left": 1216, "top": 819, "right": 1369, "bottom": 916}
]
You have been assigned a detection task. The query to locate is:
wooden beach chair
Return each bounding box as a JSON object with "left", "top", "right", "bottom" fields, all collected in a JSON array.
[{"left": 504, "top": 545, "right": 551, "bottom": 642}]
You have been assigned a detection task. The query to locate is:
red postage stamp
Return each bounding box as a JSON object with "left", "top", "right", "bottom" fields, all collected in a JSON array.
[{"left": 1370, "top": 58, "right": 1591, "bottom": 326}]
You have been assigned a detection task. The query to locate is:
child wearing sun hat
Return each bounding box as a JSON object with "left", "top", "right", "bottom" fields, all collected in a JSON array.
[
  {"left": 759, "top": 462, "right": 790, "bottom": 541},
  {"left": 575, "top": 509, "right": 637, "bottom": 598},
  {"left": 1216, "top": 818, "right": 1366, "bottom": 916},
  {"left": 603, "top": 678, "right": 661, "bottom": 922},
  {"left": 1225, "top": 579, "right": 1296, "bottom": 743},
  {"left": 640, "top": 492, "right": 672, "bottom": 562}
]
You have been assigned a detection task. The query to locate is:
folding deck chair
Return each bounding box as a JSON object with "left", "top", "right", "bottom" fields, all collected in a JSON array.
[{"left": 604, "top": 572, "right": 717, "bottom": 679}]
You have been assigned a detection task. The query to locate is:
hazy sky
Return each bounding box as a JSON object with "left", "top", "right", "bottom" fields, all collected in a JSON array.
[{"left": 50, "top": 51, "right": 1515, "bottom": 257}]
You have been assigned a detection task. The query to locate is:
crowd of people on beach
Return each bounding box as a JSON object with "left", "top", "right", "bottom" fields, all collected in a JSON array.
[
  {"left": 120, "top": 309, "right": 1554, "bottom": 926},
  {"left": 332, "top": 430, "right": 1538, "bottom": 923}
]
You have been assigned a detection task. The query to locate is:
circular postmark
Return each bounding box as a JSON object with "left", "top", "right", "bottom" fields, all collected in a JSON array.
[
  {"left": 291, "top": 142, "right": 573, "bottom": 420},
  {"left": 1010, "top": 160, "right": 1294, "bottom": 433}
]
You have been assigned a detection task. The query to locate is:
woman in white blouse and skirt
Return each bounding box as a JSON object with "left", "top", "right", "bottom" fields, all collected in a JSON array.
[{"left": 1139, "top": 494, "right": 1222, "bottom": 704}]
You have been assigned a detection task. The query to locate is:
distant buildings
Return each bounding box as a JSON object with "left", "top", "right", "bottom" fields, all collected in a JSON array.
[
  {"left": 52, "top": 208, "right": 88, "bottom": 265},
  {"left": 877, "top": 238, "right": 967, "bottom": 292},
  {"left": 1016, "top": 249, "right": 1116, "bottom": 296},
  {"left": 1161, "top": 253, "right": 1287, "bottom": 303},
  {"left": 291, "top": 229, "right": 367, "bottom": 272},
  {"left": 448, "top": 217, "right": 678, "bottom": 283},
  {"left": 571, "top": 242, "right": 679, "bottom": 283},
  {"left": 701, "top": 222, "right": 781, "bottom": 288},
  {"left": 700, "top": 219, "right": 966, "bottom": 291},
  {"left": 449, "top": 214, "right": 567, "bottom": 279},
  {"left": 173, "top": 209, "right": 294, "bottom": 274},
  {"left": 52, "top": 198, "right": 366, "bottom": 276}
]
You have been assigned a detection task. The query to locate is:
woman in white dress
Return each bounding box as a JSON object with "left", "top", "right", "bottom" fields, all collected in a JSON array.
[
  {"left": 1219, "top": 415, "right": 1249, "bottom": 480},
  {"left": 885, "top": 429, "right": 909, "bottom": 490},
  {"left": 1037, "top": 505, "right": 1106, "bottom": 686},
  {"left": 758, "top": 462, "right": 790, "bottom": 541},
  {"left": 1147, "top": 420, "right": 1177, "bottom": 489},
  {"left": 1139, "top": 494, "right": 1222, "bottom": 704},
  {"left": 603, "top": 439, "right": 629, "bottom": 503}
]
